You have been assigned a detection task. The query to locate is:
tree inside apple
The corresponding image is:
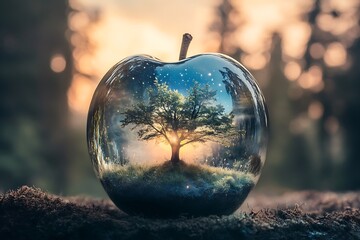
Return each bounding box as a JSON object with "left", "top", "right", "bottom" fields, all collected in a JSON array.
[
  {"left": 121, "top": 81, "right": 239, "bottom": 164},
  {"left": 87, "top": 34, "right": 268, "bottom": 217}
]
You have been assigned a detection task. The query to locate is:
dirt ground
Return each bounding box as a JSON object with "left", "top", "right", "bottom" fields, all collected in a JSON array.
[{"left": 0, "top": 186, "right": 359, "bottom": 239}]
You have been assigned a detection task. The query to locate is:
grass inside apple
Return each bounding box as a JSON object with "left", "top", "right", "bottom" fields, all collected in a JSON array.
[{"left": 102, "top": 161, "right": 254, "bottom": 217}]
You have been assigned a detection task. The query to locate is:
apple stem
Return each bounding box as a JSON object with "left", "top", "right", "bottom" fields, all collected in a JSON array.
[{"left": 179, "top": 33, "right": 193, "bottom": 60}]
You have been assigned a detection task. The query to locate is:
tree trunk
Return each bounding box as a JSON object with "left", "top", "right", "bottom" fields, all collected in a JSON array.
[{"left": 170, "top": 144, "right": 180, "bottom": 163}]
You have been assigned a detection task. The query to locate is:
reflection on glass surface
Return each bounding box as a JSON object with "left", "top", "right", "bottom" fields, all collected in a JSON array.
[{"left": 87, "top": 54, "right": 268, "bottom": 217}]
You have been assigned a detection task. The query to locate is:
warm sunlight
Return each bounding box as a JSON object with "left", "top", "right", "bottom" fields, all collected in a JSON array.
[
  {"left": 67, "top": 74, "right": 96, "bottom": 113},
  {"left": 67, "top": 0, "right": 320, "bottom": 115},
  {"left": 241, "top": 53, "right": 268, "bottom": 70}
]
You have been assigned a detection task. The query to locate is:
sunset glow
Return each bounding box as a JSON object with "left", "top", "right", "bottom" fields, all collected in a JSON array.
[
  {"left": 67, "top": 74, "right": 96, "bottom": 113},
  {"left": 129, "top": 140, "right": 214, "bottom": 165},
  {"left": 67, "top": 0, "right": 319, "bottom": 115}
]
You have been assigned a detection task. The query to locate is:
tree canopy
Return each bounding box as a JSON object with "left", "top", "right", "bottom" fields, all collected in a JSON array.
[{"left": 121, "top": 81, "right": 237, "bottom": 163}]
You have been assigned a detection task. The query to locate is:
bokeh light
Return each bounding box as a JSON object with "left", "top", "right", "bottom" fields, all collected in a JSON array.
[
  {"left": 298, "top": 65, "right": 324, "bottom": 92},
  {"left": 308, "top": 101, "right": 324, "bottom": 120},
  {"left": 309, "top": 43, "right": 325, "bottom": 59},
  {"left": 284, "top": 61, "right": 301, "bottom": 81},
  {"left": 324, "top": 42, "right": 347, "bottom": 67},
  {"left": 50, "top": 54, "right": 66, "bottom": 73}
]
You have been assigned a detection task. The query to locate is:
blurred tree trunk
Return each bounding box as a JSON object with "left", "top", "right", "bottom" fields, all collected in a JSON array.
[
  {"left": 339, "top": 37, "right": 360, "bottom": 189},
  {"left": 210, "top": 0, "right": 242, "bottom": 59},
  {"left": 0, "top": 0, "right": 73, "bottom": 193}
]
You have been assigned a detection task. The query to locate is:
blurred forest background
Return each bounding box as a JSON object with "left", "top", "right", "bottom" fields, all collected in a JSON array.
[{"left": 1, "top": 0, "right": 360, "bottom": 197}]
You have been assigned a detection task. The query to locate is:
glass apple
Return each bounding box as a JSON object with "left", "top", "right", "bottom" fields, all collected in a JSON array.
[{"left": 87, "top": 37, "right": 268, "bottom": 217}]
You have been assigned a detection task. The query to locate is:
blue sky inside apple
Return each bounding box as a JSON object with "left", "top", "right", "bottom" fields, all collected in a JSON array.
[{"left": 155, "top": 55, "right": 233, "bottom": 113}]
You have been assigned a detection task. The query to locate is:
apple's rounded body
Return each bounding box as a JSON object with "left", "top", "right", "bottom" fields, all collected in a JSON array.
[{"left": 87, "top": 54, "right": 268, "bottom": 217}]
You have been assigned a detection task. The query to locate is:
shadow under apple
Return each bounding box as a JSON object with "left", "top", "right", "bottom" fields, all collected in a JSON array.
[{"left": 101, "top": 160, "right": 255, "bottom": 218}]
